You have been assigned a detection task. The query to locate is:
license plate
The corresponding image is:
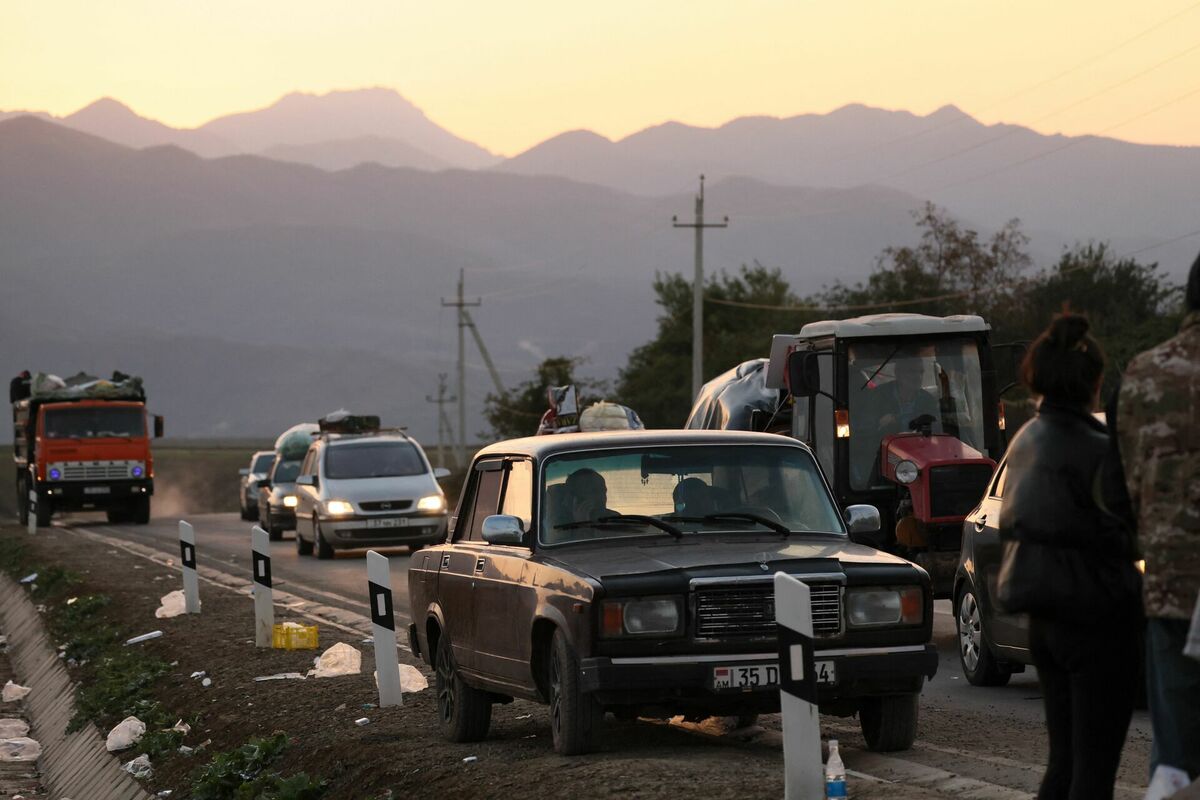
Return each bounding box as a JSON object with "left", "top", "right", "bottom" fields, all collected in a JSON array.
[
  {"left": 366, "top": 517, "right": 408, "bottom": 529},
  {"left": 84, "top": 486, "right": 111, "bottom": 495},
  {"left": 712, "top": 660, "right": 836, "bottom": 690}
]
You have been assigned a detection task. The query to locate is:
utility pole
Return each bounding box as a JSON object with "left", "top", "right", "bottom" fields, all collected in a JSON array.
[
  {"left": 425, "top": 373, "right": 457, "bottom": 470},
  {"left": 441, "top": 269, "right": 481, "bottom": 468},
  {"left": 673, "top": 175, "right": 728, "bottom": 401}
]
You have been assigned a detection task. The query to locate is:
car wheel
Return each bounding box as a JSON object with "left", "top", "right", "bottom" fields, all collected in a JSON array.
[
  {"left": 106, "top": 507, "right": 128, "bottom": 524},
  {"left": 246, "top": 501, "right": 259, "bottom": 522},
  {"left": 435, "top": 634, "right": 492, "bottom": 742},
  {"left": 264, "top": 510, "right": 282, "bottom": 541},
  {"left": 956, "top": 586, "right": 1012, "bottom": 687},
  {"left": 296, "top": 521, "right": 313, "bottom": 556},
  {"left": 131, "top": 496, "right": 151, "bottom": 525},
  {"left": 734, "top": 713, "right": 760, "bottom": 729},
  {"left": 548, "top": 629, "right": 601, "bottom": 755},
  {"left": 859, "top": 694, "right": 919, "bottom": 752},
  {"left": 314, "top": 520, "right": 334, "bottom": 560},
  {"left": 16, "top": 477, "right": 28, "bottom": 526}
]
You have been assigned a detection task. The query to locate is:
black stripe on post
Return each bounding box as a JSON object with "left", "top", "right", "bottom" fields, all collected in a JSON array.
[
  {"left": 179, "top": 541, "right": 196, "bottom": 570},
  {"left": 252, "top": 550, "right": 272, "bottom": 588},
  {"left": 369, "top": 581, "right": 394, "bottom": 630},
  {"left": 777, "top": 624, "right": 818, "bottom": 705}
]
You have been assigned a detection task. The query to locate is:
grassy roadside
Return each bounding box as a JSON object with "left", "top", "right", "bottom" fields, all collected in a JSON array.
[{"left": 0, "top": 527, "right": 327, "bottom": 798}]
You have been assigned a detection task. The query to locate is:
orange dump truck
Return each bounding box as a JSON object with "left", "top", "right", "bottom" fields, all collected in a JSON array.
[{"left": 12, "top": 372, "right": 163, "bottom": 527}]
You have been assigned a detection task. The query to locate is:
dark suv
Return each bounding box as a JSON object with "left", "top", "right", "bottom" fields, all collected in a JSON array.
[{"left": 407, "top": 430, "right": 938, "bottom": 755}]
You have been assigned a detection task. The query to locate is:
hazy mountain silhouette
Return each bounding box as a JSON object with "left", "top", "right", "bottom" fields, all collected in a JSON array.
[
  {"left": 1, "top": 116, "right": 946, "bottom": 438},
  {"left": 199, "top": 88, "right": 497, "bottom": 169},
  {"left": 501, "top": 103, "right": 1200, "bottom": 272},
  {"left": 262, "top": 134, "right": 451, "bottom": 172},
  {"left": 63, "top": 98, "right": 235, "bottom": 157}
]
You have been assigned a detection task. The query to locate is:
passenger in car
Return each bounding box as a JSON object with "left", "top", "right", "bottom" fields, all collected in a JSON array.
[
  {"left": 673, "top": 477, "right": 715, "bottom": 516},
  {"left": 565, "top": 468, "right": 617, "bottom": 523}
]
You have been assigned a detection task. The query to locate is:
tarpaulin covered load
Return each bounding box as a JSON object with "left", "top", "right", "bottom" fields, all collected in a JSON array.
[
  {"left": 684, "top": 358, "right": 781, "bottom": 431},
  {"left": 579, "top": 402, "right": 645, "bottom": 432},
  {"left": 29, "top": 371, "right": 145, "bottom": 402},
  {"left": 275, "top": 423, "right": 319, "bottom": 460}
]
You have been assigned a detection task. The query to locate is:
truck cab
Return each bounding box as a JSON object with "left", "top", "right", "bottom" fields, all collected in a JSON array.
[{"left": 13, "top": 374, "right": 162, "bottom": 527}]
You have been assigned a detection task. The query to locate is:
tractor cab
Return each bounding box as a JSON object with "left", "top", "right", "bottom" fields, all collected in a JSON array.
[{"left": 765, "top": 313, "right": 1003, "bottom": 596}]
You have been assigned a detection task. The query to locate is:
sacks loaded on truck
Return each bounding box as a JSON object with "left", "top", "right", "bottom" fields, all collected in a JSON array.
[{"left": 12, "top": 371, "right": 164, "bottom": 527}]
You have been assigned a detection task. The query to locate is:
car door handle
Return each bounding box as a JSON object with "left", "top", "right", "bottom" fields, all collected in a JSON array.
[
  {"left": 974, "top": 515, "right": 987, "bottom": 532},
  {"left": 441, "top": 554, "right": 450, "bottom": 569},
  {"left": 474, "top": 557, "right": 486, "bottom": 573}
]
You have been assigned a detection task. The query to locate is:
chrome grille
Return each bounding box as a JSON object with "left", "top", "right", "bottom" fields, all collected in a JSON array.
[
  {"left": 54, "top": 461, "right": 140, "bottom": 481},
  {"left": 694, "top": 583, "right": 842, "bottom": 638}
]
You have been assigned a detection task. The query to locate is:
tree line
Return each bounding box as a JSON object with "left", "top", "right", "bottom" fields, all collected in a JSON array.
[{"left": 485, "top": 203, "right": 1184, "bottom": 436}]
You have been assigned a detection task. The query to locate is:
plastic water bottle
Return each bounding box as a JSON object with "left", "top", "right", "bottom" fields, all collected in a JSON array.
[{"left": 825, "top": 738, "right": 847, "bottom": 799}]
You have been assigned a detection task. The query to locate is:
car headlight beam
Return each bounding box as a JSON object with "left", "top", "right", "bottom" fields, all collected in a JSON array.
[
  {"left": 325, "top": 500, "right": 354, "bottom": 516},
  {"left": 283, "top": 495, "right": 298, "bottom": 508},
  {"left": 416, "top": 494, "right": 446, "bottom": 512}
]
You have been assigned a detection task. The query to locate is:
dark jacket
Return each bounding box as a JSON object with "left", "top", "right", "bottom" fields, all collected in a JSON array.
[{"left": 999, "top": 401, "right": 1141, "bottom": 622}]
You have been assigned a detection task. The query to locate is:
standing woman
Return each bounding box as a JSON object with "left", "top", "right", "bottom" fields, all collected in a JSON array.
[{"left": 997, "top": 313, "right": 1143, "bottom": 800}]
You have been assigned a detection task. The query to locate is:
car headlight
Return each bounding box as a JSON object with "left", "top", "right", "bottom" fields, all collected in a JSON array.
[
  {"left": 416, "top": 494, "right": 446, "bottom": 512},
  {"left": 600, "top": 597, "right": 683, "bottom": 637},
  {"left": 325, "top": 500, "right": 354, "bottom": 516},
  {"left": 283, "top": 495, "right": 298, "bottom": 508},
  {"left": 846, "top": 587, "right": 923, "bottom": 627},
  {"left": 895, "top": 460, "right": 919, "bottom": 484}
]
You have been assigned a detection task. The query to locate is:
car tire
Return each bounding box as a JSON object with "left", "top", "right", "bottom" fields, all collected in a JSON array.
[
  {"left": 131, "top": 496, "right": 151, "bottom": 525},
  {"left": 434, "top": 634, "right": 492, "bottom": 743},
  {"left": 16, "top": 477, "right": 28, "bottom": 526},
  {"left": 956, "top": 586, "right": 1012, "bottom": 687},
  {"left": 106, "top": 507, "right": 128, "bottom": 524},
  {"left": 264, "top": 510, "right": 282, "bottom": 541},
  {"left": 859, "top": 694, "right": 919, "bottom": 752},
  {"left": 734, "top": 713, "right": 760, "bottom": 729},
  {"left": 314, "top": 520, "right": 334, "bottom": 560},
  {"left": 239, "top": 502, "right": 254, "bottom": 521},
  {"left": 548, "top": 629, "right": 601, "bottom": 755},
  {"left": 296, "top": 522, "right": 313, "bottom": 556}
]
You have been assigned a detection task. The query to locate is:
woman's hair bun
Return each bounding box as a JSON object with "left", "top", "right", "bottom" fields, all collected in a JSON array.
[{"left": 1047, "top": 313, "right": 1090, "bottom": 349}]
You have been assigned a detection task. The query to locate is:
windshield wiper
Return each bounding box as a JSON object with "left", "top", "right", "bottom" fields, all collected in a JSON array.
[
  {"left": 555, "top": 514, "right": 683, "bottom": 540},
  {"left": 861, "top": 343, "right": 902, "bottom": 390},
  {"left": 664, "top": 512, "right": 792, "bottom": 537}
]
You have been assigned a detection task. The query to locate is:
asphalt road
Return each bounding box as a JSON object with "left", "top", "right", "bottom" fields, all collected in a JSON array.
[{"left": 60, "top": 511, "right": 1154, "bottom": 798}]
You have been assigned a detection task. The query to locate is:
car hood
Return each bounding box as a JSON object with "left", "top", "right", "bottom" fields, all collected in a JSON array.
[
  {"left": 540, "top": 536, "right": 914, "bottom": 581},
  {"left": 269, "top": 481, "right": 297, "bottom": 500},
  {"left": 322, "top": 475, "right": 435, "bottom": 502}
]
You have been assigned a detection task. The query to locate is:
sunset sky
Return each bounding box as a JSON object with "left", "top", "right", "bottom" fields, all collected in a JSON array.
[{"left": 3, "top": 0, "right": 1199, "bottom": 156}]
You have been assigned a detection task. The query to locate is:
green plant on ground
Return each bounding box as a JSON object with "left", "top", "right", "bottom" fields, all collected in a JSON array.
[
  {"left": 0, "top": 535, "right": 30, "bottom": 576},
  {"left": 29, "top": 565, "right": 81, "bottom": 598},
  {"left": 69, "top": 648, "right": 170, "bottom": 732},
  {"left": 192, "top": 733, "right": 327, "bottom": 800}
]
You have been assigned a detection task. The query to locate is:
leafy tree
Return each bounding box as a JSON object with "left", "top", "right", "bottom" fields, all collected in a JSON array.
[
  {"left": 617, "top": 263, "right": 818, "bottom": 428},
  {"left": 482, "top": 357, "right": 607, "bottom": 440}
]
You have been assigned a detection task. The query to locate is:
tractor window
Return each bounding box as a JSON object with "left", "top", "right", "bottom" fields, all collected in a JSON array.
[{"left": 846, "top": 337, "right": 985, "bottom": 491}]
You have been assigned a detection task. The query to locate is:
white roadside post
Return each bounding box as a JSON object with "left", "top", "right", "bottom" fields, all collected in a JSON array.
[
  {"left": 251, "top": 525, "right": 274, "bottom": 647},
  {"left": 367, "top": 550, "right": 402, "bottom": 707},
  {"left": 26, "top": 491, "right": 36, "bottom": 535},
  {"left": 775, "top": 571, "right": 824, "bottom": 800},
  {"left": 178, "top": 520, "right": 201, "bottom": 614}
]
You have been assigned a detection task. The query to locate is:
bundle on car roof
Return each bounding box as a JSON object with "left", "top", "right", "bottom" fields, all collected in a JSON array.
[{"left": 28, "top": 371, "right": 145, "bottom": 402}]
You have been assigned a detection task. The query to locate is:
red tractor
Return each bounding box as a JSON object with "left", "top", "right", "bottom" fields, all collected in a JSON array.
[{"left": 689, "top": 313, "right": 1015, "bottom": 597}]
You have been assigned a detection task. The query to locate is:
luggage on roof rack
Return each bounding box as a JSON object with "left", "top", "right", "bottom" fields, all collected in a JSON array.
[{"left": 318, "top": 411, "right": 382, "bottom": 435}]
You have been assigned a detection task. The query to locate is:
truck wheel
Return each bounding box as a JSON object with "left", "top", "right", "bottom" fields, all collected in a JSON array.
[
  {"left": 131, "top": 496, "right": 151, "bottom": 525},
  {"left": 956, "top": 586, "right": 1012, "bottom": 687},
  {"left": 548, "top": 629, "right": 601, "bottom": 755},
  {"left": 314, "top": 520, "right": 333, "bottom": 560},
  {"left": 435, "top": 634, "right": 492, "bottom": 742},
  {"left": 35, "top": 498, "right": 52, "bottom": 528},
  {"left": 860, "top": 694, "right": 919, "bottom": 752},
  {"left": 296, "top": 523, "right": 313, "bottom": 556},
  {"left": 106, "top": 507, "right": 128, "bottom": 524}
]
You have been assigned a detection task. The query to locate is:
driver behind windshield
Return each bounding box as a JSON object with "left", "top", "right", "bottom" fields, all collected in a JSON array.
[
  {"left": 877, "top": 358, "right": 939, "bottom": 435},
  {"left": 565, "top": 468, "right": 616, "bottom": 523}
]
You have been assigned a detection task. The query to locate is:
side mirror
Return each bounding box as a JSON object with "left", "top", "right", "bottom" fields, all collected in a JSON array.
[
  {"left": 239, "top": 468, "right": 250, "bottom": 476},
  {"left": 433, "top": 467, "right": 452, "bottom": 480},
  {"left": 296, "top": 474, "right": 315, "bottom": 487},
  {"left": 153, "top": 415, "right": 165, "bottom": 438},
  {"left": 786, "top": 351, "right": 821, "bottom": 398},
  {"left": 481, "top": 514, "right": 526, "bottom": 546},
  {"left": 256, "top": 478, "right": 271, "bottom": 488},
  {"left": 844, "top": 504, "right": 882, "bottom": 535}
]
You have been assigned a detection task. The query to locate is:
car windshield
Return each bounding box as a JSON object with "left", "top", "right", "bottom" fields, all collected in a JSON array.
[
  {"left": 540, "top": 444, "right": 845, "bottom": 545},
  {"left": 251, "top": 453, "right": 274, "bottom": 473},
  {"left": 44, "top": 407, "right": 143, "bottom": 439},
  {"left": 847, "top": 337, "right": 985, "bottom": 490},
  {"left": 272, "top": 459, "right": 301, "bottom": 483},
  {"left": 324, "top": 441, "right": 425, "bottom": 480}
]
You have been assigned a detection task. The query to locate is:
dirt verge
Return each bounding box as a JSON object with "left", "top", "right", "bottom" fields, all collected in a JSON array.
[{"left": 2, "top": 524, "right": 961, "bottom": 799}]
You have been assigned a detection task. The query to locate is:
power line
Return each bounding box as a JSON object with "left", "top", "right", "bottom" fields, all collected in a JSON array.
[{"left": 1119, "top": 227, "right": 1200, "bottom": 258}]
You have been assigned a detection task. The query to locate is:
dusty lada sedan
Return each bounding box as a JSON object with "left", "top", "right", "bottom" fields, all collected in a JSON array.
[{"left": 407, "top": 430, "right": 937, "bottom": 755}]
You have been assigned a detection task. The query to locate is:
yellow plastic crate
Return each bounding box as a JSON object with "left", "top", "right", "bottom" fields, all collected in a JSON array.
[{"left": 272, "top": 622, "right": 319, "bottom": 650}]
